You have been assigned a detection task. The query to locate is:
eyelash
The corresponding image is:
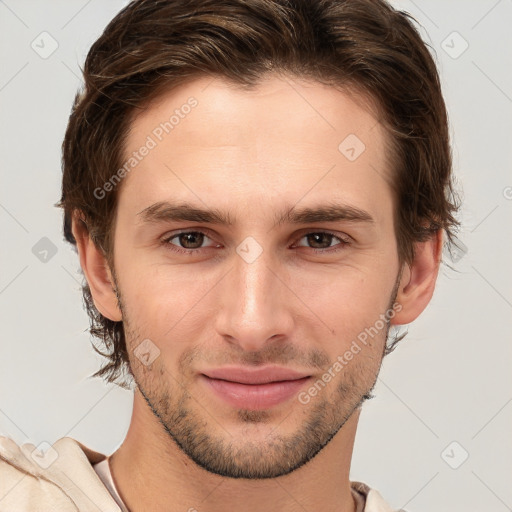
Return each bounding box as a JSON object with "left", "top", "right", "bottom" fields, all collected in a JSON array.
[{"left": 160, "top": 230, "right": 351, "bottom": 256}]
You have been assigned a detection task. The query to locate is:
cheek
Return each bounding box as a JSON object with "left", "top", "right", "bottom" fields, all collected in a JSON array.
[
  {"left": 291, "top": 273, "right": 395, "bottom": 372},
  {"left": 291, "top": 266, "right": 393, "bottom": 331},
  {"left": 118, "top": 260, "right": 218, "bottom": 341}
]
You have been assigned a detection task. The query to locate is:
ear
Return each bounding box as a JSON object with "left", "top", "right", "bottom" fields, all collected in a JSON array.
[
  {"left": 71, "top": 212, "right": 122, "bottom": 322},
  {"left": 391, "top": 229, "right": 443, "bottom": 326}
]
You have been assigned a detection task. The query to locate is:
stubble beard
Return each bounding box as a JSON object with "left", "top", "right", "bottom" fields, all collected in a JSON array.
[{"left": 115, "top": 272, "right": 400, "bottom": 479}]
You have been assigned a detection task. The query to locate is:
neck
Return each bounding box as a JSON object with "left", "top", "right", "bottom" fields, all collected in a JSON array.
[{"left": 109, "top": 389, "right": 361, "bottom": 512}]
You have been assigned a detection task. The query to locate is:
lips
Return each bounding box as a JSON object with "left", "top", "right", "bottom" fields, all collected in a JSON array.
[
  {"left": 202, "top": 365, "right": 310, "bottom": 384},
  {"left": 200, "top": 366, "right": 311, "bottom": 410}
]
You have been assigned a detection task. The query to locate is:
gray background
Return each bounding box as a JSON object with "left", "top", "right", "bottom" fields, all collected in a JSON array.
[{"left": 1, "top": 1, "right": 511, "bottom": 510}]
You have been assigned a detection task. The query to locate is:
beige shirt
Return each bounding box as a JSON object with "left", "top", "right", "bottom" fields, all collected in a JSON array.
[{"left": 0, "top": 435, "right": 401, "bottom": 511}]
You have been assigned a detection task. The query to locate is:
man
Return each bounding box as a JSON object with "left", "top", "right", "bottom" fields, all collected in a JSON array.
[{"left": 0, "top": 0, "right": 459, "bottom": 510}]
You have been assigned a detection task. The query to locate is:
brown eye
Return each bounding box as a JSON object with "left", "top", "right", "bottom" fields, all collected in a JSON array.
[
  {"left": 162, "top": 230, "right": 218, "bottom": 254},
  {"left": 305, "top": 233, "right": 335, "bottom": 249},
  {"left": 176, "top": 232, "right": 205, "bottom": 249},
  {"left": 295, "top": 231, "right": 350, "bottom": 251}
]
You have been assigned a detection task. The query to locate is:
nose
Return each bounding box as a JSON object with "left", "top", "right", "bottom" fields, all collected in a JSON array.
[{"left": 214, "top": 245, "right": 295, "bottom": 352}]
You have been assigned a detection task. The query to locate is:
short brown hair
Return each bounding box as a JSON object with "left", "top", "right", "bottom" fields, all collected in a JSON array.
[{"left": 56, "top": 0, "right": 460, "bottom": 388}]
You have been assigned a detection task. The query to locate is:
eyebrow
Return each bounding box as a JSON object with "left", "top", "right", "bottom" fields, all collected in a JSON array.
[{"left": 136, "top": 200, "right": 375, "bottom": 227}]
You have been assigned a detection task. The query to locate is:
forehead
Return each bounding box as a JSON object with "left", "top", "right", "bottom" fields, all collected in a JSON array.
[{"left": 117, "top": 74, "right": 393, "bottom": 224}]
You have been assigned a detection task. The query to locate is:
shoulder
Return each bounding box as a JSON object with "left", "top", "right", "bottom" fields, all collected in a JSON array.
[
  {"left": 0, "top": 434, "right": 120, "bottom": 512},
  {"left": 0, "top": 435, "right": 76, "bottom": 510},
  {"left": 351, "top": 480, "right": 409, "bottom": 512}
]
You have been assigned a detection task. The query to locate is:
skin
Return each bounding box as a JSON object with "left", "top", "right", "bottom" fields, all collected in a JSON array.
[{"left": 73, "top": 74, "right": 442, "bottom": 512}]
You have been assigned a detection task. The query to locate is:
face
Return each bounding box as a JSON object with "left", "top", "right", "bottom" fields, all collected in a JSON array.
[{"left": 109, "top": 74, "right": 403, "bottom": 478}]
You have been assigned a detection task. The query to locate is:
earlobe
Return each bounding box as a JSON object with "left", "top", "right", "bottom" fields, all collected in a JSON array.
[
  {"left": 391, "top": 230, "right": 443, "bottom": 326},
  {"left": 71, "top": 212, "right": 122, "bottom": 322}
]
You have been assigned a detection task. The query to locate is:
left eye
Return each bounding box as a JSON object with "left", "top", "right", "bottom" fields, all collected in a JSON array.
[{"left": 294, "top": 232, "right": 348, "bottom": 250}]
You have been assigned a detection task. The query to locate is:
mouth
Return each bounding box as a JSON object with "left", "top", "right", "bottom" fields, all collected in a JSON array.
[{"left": 199, "top": 366, "right": 312, "bottom": 410}]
